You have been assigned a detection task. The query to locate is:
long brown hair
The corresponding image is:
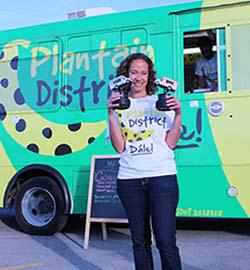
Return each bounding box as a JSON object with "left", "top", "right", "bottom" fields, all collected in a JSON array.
[{"left": 116, "top": 53, "right": 157, "bottom": 95}]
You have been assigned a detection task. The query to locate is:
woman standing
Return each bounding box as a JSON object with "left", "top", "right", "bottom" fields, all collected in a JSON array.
[{"left": 108, "top": 53, "right": 182, "bottom": 270}]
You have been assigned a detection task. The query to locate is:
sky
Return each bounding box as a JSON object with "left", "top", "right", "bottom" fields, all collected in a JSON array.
[{"left": 1, "top": 0, "right": 197, "bottom": 30}]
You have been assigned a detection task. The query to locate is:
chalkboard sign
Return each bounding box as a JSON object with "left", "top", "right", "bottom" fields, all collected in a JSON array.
[
  {"left": 84, "top": 155, "right": 128, "bottom": 249},
  {"left": 91, "top": 156, "right": 127, "bottom": 218}
]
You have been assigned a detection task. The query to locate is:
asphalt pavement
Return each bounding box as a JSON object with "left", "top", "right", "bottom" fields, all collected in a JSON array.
[{"left": 0, "top": 209, "right": 250, "bottom": 270}]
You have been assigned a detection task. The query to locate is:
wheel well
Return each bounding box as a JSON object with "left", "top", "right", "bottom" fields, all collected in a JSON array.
[{"left": 4, "top": 165, "right": 71, "bottom": 214}]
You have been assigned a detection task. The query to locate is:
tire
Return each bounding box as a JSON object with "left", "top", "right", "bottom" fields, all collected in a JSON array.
[{"left": 14, "top": 176, "right": 68, "bottom": 235}]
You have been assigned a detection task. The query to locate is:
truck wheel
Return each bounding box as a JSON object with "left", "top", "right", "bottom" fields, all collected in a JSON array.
[{"left": 14, "top": 176, "right": 68, "bottom": 235}]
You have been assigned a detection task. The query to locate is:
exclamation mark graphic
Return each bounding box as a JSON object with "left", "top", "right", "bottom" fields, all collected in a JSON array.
[{"left": 196, "top": 108, "right": 202, "bottom": 142}]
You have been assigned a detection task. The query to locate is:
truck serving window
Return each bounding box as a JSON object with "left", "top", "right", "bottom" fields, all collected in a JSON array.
[{"left": 184, "top": 28, "right": 226, "bottom": 94}]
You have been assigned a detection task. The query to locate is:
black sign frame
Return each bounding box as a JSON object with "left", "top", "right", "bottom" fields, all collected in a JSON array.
[{"left": 84, "top": 155, "right": 128, "bottom": 249}]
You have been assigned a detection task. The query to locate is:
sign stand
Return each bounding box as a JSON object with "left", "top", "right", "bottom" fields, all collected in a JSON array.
[
  {"left": 83, "top": 155, "right": 128, "bottom": 250},
  {"left": 101, "top": 222, "right": 107, "bottom": 240}
]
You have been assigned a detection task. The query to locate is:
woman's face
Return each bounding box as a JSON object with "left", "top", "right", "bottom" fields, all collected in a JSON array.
[{"left": 128, "top": 59, "right": 149, "bottom": 97}]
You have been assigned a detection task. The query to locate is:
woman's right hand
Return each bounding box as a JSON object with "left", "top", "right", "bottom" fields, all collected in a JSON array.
[{"left": 108, "top": 93, "right": 122, "bottom": 114}]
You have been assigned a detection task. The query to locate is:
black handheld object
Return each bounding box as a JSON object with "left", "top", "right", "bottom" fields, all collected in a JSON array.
[
  {"left": 155, "top": 77, "right": 178, "bottom": 111},
  {"left": 109, "top": 75, "right": 132, "bottom": 110}
]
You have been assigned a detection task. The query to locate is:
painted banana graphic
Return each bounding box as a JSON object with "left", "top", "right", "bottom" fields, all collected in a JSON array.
[
  {"left": 120, "top": 125, "right": 155, "bottom": 142},
  {"left": 205, "top": 97, "right": 250, "bottom": 216},
  {"left": 116, "top": 111, "right": 155, "bottom": 142},
  {"left": 0, "top": 40, "right": 106, "bottom": 156},
  {"left": 201, "top": 2, "right": 250, "bottom": 216},
  {"left": 0, "top": 142, "right": 16, "bottom": 207}
]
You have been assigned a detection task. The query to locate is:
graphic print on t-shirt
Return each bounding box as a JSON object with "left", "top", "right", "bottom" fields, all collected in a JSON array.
[
  {"left": 117, "top": 106, "right": 170, "bottom": 156},
  {"left": 116, "top": 96, "right": 176, "bottom": 179}
]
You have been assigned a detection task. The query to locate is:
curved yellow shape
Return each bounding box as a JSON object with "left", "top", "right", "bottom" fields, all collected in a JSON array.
[
  {"left": 201, "top": 1, "right": 250, "bottom": 216},
  {"left": 0, "top": 142, "right": 16, "bottom": 207},
  {"left": 121, "top": 125, "right": 155, "bottom": 142},
  {"left": 205, "top": 96, "right": 250, "bottom": 216},
  {"left": 0, "top": 40, "right": 106, "bottom": 156},
  {"left": 116, "top": 112, "right": 155, "bottom": 142}
]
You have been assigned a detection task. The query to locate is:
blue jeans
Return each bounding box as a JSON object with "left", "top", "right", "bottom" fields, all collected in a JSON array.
[{"left": 117, "top": 175, "right": 182, "bottom": 270}]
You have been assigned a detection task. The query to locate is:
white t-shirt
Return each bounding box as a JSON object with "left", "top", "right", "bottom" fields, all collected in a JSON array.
[
  {"left": 113, "top": 95, "right": 177, "bottom": 179},
  {"left": 195, "top": 53, "right": 218, "bottom": 90}
]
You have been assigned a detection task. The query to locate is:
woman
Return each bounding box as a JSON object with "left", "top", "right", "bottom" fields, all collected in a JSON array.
[{"left": 108, "top": 53, "right": 182, "bottom": 270}]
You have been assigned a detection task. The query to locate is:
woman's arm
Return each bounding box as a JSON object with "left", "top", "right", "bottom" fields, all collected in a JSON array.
[
  {"left": 165, "top": 95, "right": 182, "bottom": 149},
  {"left": 108, "top": 93, "right": 125, "bottom": 153}
]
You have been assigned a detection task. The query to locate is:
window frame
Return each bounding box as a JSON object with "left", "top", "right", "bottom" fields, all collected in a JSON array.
[
  {"left": 176, "top": 22, "right": 230, "bottom": 101},
  {"left": 181, "top": 27, "right": 227, "bottom": 98}
]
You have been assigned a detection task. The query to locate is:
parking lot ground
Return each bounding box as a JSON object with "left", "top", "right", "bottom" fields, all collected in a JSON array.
[{"left": 1, "top": 209, "right": 250, "bottom": 270}]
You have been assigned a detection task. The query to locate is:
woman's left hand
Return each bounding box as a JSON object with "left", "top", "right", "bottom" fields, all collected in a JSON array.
[{"left": 166, "top": 95, "right": 182, "bottom": 115}]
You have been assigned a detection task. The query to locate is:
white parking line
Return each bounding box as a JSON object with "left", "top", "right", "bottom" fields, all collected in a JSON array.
[{"left": 0, "top": 263, "right": 44, "bottom": 270}]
